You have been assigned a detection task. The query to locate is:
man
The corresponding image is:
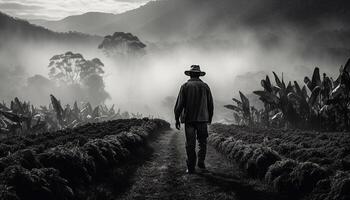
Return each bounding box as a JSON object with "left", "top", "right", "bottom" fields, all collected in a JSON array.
[{"left": 174, "top": 65, "right": 214, "bottom": 174}]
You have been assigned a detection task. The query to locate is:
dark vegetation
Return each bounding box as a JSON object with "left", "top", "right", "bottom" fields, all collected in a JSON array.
[
  {"left": 225, "top": 57, "right": 350, "bottom": 131},
  {"left": 220, "top": 58, "right": 350, "bottom": 198},
  {"left": 0, "top": 95, "right": 143, "bottom": 136},
  {"left": 209, "top": 124, "right": 350, "bottom": 200},
  {"left": 0, "top": 118, "right": 170, "bottom": 200},
  {"left": 98, "top": 32, "right": 146, "bottom": 57}
]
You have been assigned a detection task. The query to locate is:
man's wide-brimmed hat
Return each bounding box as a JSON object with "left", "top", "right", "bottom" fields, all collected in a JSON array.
[{"left": 185, "top": 65, "right": 206, "bottom": 76}]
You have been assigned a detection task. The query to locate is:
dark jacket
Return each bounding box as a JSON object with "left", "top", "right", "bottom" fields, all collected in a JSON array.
[{"left": 174, "top": 78, "right": 214, "bottom": 123}]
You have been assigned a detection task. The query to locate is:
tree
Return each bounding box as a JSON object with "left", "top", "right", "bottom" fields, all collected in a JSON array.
[
  {"left": 47, "top": 51, "right": 109, "bottom": 105},
  {"left": 48, "top": 51, "right": 104, "bottom": 85},
  {"left": 98, "top": 32, "right": 146, "bottom": 57}
]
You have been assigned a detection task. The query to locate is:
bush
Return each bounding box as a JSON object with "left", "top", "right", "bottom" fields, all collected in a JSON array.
[
  {"left": 0, "top": 149, "right": 41, "bottom": 172},
  {"left": 0, "top": 165, "right": 74, "bottom": 200},
  {"left": 38, "top": 146, "right": 95, "bottom": 187},
  {"left": 209, "top": 133, "right": 281, "bottom": 178},
  {"left": 290, "top": 162, "right": 327, "bottom": 193},
  {"left": 265, "top": 160, "right": 327, "bottom": 195},
  {"left": 327, "top": 171, "right": 350, "bottom": 200}
]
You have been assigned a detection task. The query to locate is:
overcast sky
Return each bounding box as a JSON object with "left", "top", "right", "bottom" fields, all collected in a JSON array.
[{"left": 0, "top": 0, "right": 154, "bottom": 20}]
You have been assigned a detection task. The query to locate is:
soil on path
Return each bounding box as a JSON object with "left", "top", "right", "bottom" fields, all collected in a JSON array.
[{"left": 119, "top": 130, "right": 280, "bottom": 200}]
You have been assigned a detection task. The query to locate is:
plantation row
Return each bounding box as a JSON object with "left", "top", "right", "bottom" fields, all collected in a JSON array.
[
  {"left": 211, "top": 124, "right": 350, "bottom": 173},
  {"left": 0, "top": 118, "right": 147, "bottom": 158},
  {"left": 209, "top": 129, "right": 350, "bottom": 200},
  {"left": 0, "top": 118, "right": 170, "bottom": 200}
]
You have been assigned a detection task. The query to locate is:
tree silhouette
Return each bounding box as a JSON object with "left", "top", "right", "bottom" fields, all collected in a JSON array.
[
  {"left": 98, "top": 32, "right": 146, "bottom": 57},
  {"left": 48, "top": 51, "right": 104, "bottom": 85}
]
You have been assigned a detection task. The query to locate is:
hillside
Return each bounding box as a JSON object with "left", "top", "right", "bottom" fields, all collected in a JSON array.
[
  {"left": 0, "top": 11, "right": 101, "bottom": 44},
  {"left": 30, "top": 0, "right": 350, "bottom": 39}
]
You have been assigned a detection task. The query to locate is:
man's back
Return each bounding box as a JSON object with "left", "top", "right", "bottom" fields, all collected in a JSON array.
[
  {"left": 174, "top": 77, "right": 214, "bottom": 124},
  {"left": 174, "top": 65, "right": 213, "bottom": 174}
]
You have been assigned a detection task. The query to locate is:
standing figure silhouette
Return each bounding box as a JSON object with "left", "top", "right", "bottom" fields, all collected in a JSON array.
[{"left": 174, "top": 65, "right": 214, "bottom": 174}]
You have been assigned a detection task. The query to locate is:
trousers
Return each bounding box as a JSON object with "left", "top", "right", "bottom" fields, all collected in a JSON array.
[{"left": 184, "top": 122, "right": 208, "bottom": 170}]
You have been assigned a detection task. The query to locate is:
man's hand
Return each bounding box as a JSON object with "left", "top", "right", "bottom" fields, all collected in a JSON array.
[{"left": 175, "top": 120, "right": 181, "bottom": 130}]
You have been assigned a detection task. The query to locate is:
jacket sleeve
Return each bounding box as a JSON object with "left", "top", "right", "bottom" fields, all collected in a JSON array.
[
  {"left": 207, "top": 86, "right": 214, "bottom": 123},
  {"left": 174, "top": 85, "right": 185, "bottom": 122}
]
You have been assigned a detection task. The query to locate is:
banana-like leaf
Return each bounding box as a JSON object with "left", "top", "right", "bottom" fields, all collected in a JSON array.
[
  {"left": 0, "top": 118, "right": 7, "bottom": 128},
  {"left": 286, "top": 81, "right": 294, "bottom": 93},
  {"left": 261, "top": 76, "right": 273, "bottom": 92},
  {"left": 14, "top": 97, "right": 24, "bottom": 114},
  {"left": 73, "top": 101, "right": 79, "bottom": 115},
  {"left": 224, "top": 105, "right": 242, "bottom": 112},
  {"left": 311, "top": 67, "right": 321, "bottom": 90},
  {"left": 31, "top": 117, "right": 46, "bottom": 132},
  {"left": 232, "top": 97, "right": 242, "bottom": 106},
  {"left": 344, "top": 58, "right": 350, "bottom": 73},
  {"left": 309, "top": 86, "right": 321, "bottom": 106},
  {"left": 233, "top": 112, "right": 242, "bottom": 124},
  {"left": 294, "top": 81, "right": 303, "bottom": 96},
  {"left": 304, "top": 76, "right": 312, "bottom": 91},
  {"left": 253, "top": 90, "right": 279, "bottom": 105},
  {"left": 0, "top": 103, "right": 10, "bottom": 111},
  {"left": 287, "top": 92, "right": 300, "bottom": 102},
  {"left": 239, "top": 91, "right": 250, "bottom": 117},
  {"left": 331, "top": 84, "right": 343, "bottom": 99},
  {"left": 109, "top": 104, "right": 115, "bottom": 115},
  {"left": 301, "top": 86, "right": 308, "bottom": 98},
  {"left": 272, "top": 85, "right": 280, "bottom": 94},
  {"left": 92, "top": 106, "right": 99, "bottom": 119},
  {"left": 0, "top": 110, "right": 23, "bottom": 123},
  {"left": 273, "top": 72, "right": 284, "bottom": 89},
  {"left": 50, "top": 94, "right": 63, "bottom": 123},
  {"left": 85, "top": 103, "right": 93, "bottom": 115},
  {"left": 271, "top": 112, "right": 283, "bottom": 120}
]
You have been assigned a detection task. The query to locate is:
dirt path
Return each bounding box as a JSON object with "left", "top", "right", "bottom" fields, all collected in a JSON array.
[{"left": 119, "top": 130, "right": 278, "bottom": 200}]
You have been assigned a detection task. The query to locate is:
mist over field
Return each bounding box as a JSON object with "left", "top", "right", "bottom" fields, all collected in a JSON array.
[{"left": 1, "top": 0, "right": 350, "bottom": 122}]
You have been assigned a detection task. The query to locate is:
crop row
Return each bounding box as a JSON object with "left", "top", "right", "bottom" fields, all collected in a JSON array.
[
  {"left": 0, "top": 118, "right": 148, "bottom": 158},
  {"left": 0, "top": 119, "right": 170, "bottom": 200},
  {"left": 209, "top": 133, "right": 350, "bottom": 200},
  {"left": 211, "top": 124, "right": 350, "bottom": 173}
]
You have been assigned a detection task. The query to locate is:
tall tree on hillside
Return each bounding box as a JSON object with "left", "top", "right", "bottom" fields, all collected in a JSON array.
[
  {"left": 47, "top": 51, "right": 109, "bottom": 105},
  {"left": 48, "top": 51, "right": 104, "bottom": 85},
  {"left": 98, "top": 32, "right": 146, "bottom": 57}
]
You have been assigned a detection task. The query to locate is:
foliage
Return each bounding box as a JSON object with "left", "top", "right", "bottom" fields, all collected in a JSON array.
[
  {"left": 98, "top": 32, "right": 146, "bottom": 57},
  {"left": 248, "top": 57, "right": 350, "bottom": 130},
  {"left": 209, "top": 131, "right": 331, "bottom": 198},
  {"left": 224, "top": 91, "right": 263, "bottom": 125},
  {"left": 0, "top": 95, "right": 142, "bottom": 136},
  {"left": 211, "top": 123, "right": 350, "bottom": 198},
  {"left": 0, "top": 119, "right": 170, "bottom": 200},
  {"left": 0, "top": 98, "right": 46, "bottom": 134},
  {"left": 48, "top": 51, "right": 104, "bottom": 85}
]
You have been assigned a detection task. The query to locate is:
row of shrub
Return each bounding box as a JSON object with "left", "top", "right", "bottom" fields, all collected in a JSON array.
[
  {"left": 0, "top": 118, "right": 148, "bottom": 159},
  {"left": 210, "top": 123, "right": 350, "bottom": 172},
  {"left": 209, "top": 133, "right": 350, "bottom": 199},
  {"left": 0, "top": 119, "right": 170, "bottom": 200}
]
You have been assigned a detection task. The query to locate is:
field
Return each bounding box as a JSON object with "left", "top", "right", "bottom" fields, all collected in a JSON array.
[
  {"left": 209, "top": 124, "right": 350, "bottom": 200},
  {"left": 0, "top": 118, "right": 170, "bottom": 200}
]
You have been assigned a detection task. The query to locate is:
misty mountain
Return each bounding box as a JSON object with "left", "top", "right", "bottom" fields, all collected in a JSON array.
[
  {"left": 0, "top": 12, "right": 101, "bottom": 45},
  {"left": 31, "top": 0, "right": 350, "bottom": 39},
  {"left": 30, "top": 1, "right": 173, "bottom": 40},
  {"left": 28, "top": 0, "right": 350, "bottom": 62}
]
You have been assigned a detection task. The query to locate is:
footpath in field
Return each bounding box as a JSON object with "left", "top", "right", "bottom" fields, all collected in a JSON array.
[{"left": 119, "top": 130, "right": 279, "bottom": 200}]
